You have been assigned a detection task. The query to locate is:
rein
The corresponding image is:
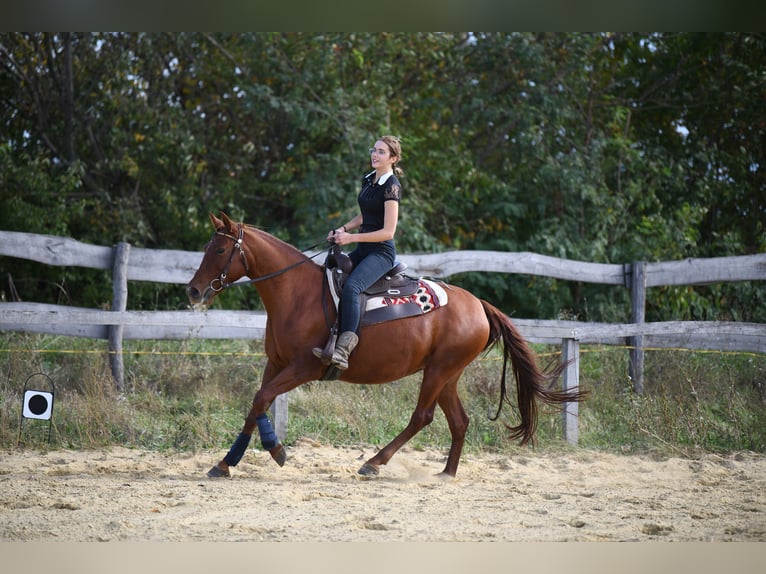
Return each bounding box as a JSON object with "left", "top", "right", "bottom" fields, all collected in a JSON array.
[{"left": 209, "top": 224, "right": 326, "bottom": 291}]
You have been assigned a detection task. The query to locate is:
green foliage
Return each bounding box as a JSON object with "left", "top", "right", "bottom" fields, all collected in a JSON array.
[{"left": 0, "top": 33, "right": 763, "bottom": 319}]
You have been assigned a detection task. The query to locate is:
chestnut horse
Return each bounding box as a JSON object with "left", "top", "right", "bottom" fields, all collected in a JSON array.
[{"left": 187, "top": 212, "right": 585, "bottom": 478}]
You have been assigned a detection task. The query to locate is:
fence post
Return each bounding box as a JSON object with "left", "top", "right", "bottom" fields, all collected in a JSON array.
[
  {"left": 629, "top": 261, "right": 647, "bottom": 394},
  {"left": 271, "top": 393, "right": 288, "bottom": 442},
  {"left": 561, "top": 337, "right": 580, "bottom": 445},
  {"left": 109, "top": 242, "right": 130, "bottom": 392}
]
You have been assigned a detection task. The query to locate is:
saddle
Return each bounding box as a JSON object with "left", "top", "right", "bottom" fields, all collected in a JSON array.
[
  {"left": 315, "top": 244, "right": 428, "bottom": 367},
  {"left": 325, "top": 244, "right": 419, "bottom": 300}
]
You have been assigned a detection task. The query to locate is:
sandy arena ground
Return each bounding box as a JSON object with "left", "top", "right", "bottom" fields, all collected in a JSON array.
[{"left": 1, "top": 441, "right": 764, "bottom": 542}]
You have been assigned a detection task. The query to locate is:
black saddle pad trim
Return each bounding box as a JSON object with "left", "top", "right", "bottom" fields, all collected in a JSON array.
[{"left": 360, "top": 301, "right": 424, "bottom": 328}]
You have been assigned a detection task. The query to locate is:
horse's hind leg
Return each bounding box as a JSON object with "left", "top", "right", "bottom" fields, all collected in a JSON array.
[
  {"left": 435, "top": 377, "right": 469, "bottom": 477},
  {"left": 358, "top": 401, "right": 438, "bottom": 477},
  {"left": 358, "top": 370, "right": 464, "bottom": 477}
]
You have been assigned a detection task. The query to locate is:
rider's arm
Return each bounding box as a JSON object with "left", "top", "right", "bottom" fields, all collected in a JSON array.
[{"left": 335, "top": 214, "right": 363, "bottom": 234}]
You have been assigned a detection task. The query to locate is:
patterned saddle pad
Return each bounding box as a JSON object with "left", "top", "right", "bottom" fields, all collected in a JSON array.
[{"left": 325, "top": 266, "right": 448, "bottom": 327}]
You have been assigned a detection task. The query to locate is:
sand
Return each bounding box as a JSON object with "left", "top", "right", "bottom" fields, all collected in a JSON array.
[{"left": 1, "top": 440, "right": 764, "bottom": 542}]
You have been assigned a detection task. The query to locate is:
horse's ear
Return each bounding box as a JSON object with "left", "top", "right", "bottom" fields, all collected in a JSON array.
[
  {"left": 220, "top": 212, "right": 236, "bottom": 232},
  {"left": 209, "top": 212, "right": 224, "bottom": 230}
]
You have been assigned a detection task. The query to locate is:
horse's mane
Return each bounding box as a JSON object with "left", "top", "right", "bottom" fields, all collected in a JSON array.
[{"left": 242, "top": 223, "right": 314, "bottom": 262}]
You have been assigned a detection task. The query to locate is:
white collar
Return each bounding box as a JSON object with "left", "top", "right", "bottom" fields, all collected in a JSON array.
[{"left": 369, "top": 170, "right": 393, "bottom": 185}]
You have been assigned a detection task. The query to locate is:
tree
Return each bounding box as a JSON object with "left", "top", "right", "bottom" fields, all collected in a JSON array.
[{"left": 1, "top": 33, "right": 762, "bottom": 320}]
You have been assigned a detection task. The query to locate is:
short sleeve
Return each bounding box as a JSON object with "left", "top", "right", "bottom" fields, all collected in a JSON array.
[{"left": 384, "top": 181, "right": 401, "bottom": 202}]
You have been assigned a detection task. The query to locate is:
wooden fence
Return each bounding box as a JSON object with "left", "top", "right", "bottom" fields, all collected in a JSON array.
[{"left": 1, "top": 230, "right": 765, "bottom": 444}]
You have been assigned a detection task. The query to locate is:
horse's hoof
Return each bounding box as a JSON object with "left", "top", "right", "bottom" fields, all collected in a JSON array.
[
  {"left": 358, "top": 462, "right": 379, "bottom": 477},
  {"left": 207, "top": 464, "right": 230, "bottom": 478},
  {"left": 270, "top": 444, "right": 286, "bottom": 467}
]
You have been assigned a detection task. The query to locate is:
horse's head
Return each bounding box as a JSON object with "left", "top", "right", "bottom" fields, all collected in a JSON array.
[{"left": 186, "top": 212, "right": 250, "bottom": 309}]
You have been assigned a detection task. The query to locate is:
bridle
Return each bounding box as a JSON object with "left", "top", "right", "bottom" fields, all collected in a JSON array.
[
  {"left": 206, "top": 224, "right": 325, "bottom": 292},
  {"left": 208, "top": 225, "right": 251, "bottom": 292}
]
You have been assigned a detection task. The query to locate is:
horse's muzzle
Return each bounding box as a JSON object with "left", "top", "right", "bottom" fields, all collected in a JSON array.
[
  {"left": 186, "top": 285, "right": 211, "bottom": 309},
  {"left": 186, "top": 284, "right": 200, "bottom": 302}
]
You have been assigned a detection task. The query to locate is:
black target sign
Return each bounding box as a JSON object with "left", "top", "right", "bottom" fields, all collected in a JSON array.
[{"left": 23, "top": 390, "right": 54, "bottom": 420}]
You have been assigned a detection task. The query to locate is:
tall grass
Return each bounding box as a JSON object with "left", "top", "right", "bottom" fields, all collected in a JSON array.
[{"left": 1, "top": 333, "right": 764, "bottom": 456}]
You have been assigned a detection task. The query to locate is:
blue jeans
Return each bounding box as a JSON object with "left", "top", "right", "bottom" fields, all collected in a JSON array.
[{"left": 340, "top": 240, "right": 396, "bottom": 333}]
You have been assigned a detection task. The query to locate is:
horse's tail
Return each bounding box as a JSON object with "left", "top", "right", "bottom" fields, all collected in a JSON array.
[{"left": 481, "top": 299, "right": 587, "bottom": 445}]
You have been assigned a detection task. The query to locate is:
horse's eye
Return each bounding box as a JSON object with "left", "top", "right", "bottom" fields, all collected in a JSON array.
[{"left": 216, "top": 247, "right": 226, "bottom": 254}]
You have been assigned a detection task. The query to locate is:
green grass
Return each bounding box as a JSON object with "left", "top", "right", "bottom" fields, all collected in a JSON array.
[
  {"left": 2, "top": 333, "right": 764, "bottom": 457},
  {"left": 576, "top": 346, "right": 766, "bottom": 454}
]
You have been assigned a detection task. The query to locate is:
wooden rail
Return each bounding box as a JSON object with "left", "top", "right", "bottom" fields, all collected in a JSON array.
[
  {"left": 2, "top": 303, "right": 763, "bottom": 352},
  {"left": 2, "top": 230, "right": 764, "bottom": 444}
]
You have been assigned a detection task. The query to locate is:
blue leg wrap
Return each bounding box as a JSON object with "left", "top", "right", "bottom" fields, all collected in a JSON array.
[
  {"left": 256, "top": 413, "right": 279, "bottom": 450},
  {"left": 223, "top": 432, "right": 251, "bottom": 467}
]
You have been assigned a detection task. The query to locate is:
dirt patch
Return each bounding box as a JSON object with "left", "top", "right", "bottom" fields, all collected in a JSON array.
[{"left": 1, "top": 441, "right": 764, "bottom": 541}]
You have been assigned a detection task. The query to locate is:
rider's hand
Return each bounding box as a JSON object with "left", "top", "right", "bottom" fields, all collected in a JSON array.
[{"left": 328, "top": 228, "right": 351, "bottom": 245}]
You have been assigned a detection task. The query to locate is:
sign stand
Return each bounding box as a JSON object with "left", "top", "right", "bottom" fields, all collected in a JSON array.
[{"left": 19, "top": 372, "right": 55, "bottom": 445}]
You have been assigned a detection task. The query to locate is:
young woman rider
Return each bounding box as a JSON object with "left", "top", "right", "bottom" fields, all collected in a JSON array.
[{"left": 313, "top": 135, "right": 403, "bottom": 370}]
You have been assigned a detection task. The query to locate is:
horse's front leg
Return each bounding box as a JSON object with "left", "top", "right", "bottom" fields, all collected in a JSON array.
[
  {"left": 206, "top": 401, "right": 280, "bottom": 478},
  {"left": 207, "top": 360, "right": 315, "bottom": 478}
]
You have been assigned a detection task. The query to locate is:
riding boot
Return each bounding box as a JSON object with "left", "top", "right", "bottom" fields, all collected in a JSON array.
[{"left": 330, "top": 331, "right": 359, "bottom": 370}]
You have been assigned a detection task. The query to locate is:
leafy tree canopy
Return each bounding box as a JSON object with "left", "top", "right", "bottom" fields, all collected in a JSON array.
[{"left": 1, "top": 33, "right": 763, "bottom": 321}]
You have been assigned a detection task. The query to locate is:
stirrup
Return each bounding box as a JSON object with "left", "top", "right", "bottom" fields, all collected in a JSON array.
[{"left": 312, "top": 327, "right": 338, "bottom": 365}]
